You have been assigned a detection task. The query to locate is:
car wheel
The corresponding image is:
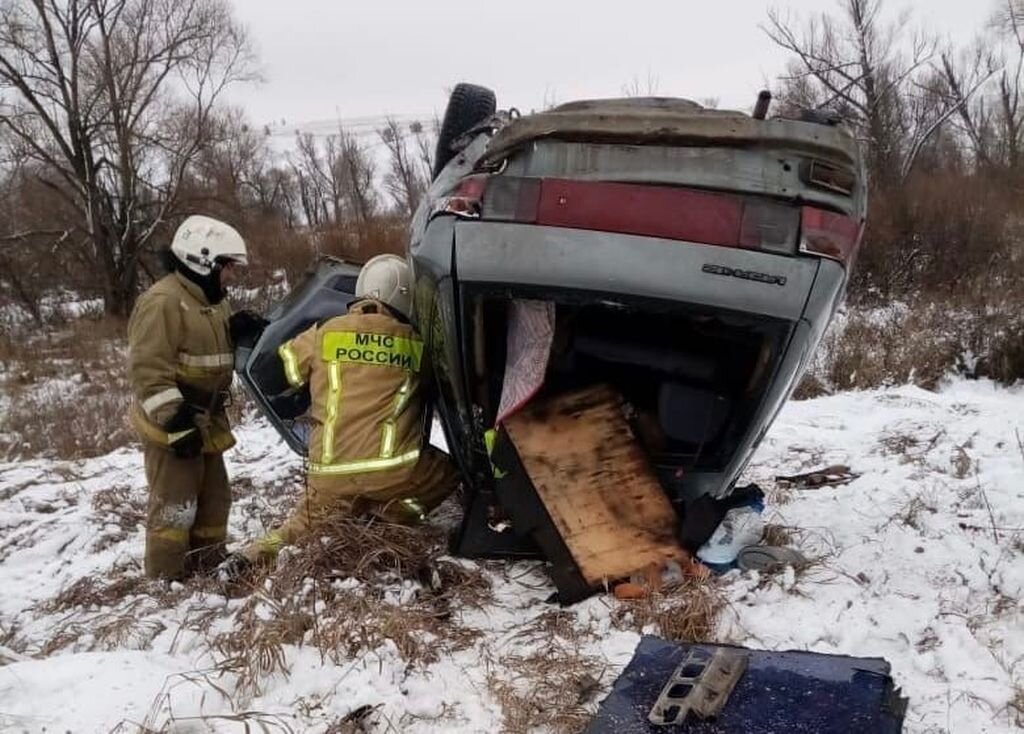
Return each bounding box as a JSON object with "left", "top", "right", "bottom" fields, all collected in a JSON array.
[{"left": 433, "top": 82, "right": 496, "bottom": 179}]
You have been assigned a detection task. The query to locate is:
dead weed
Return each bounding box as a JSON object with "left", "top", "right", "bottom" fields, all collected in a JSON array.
[
  {"left": 40, "top": 602, "right": 167, "bottom": 655},
  {"left": 762, "top": 523, "right": 796, "bottom": 547},
  {"left": 878, "top": 429, "right": 944, "bottom": 466},
  {"left": 612, "top": 578, "right": 722, "bottom": 643},
  {"left": 33, "top": 563, "right": 222, "bottom": 655},
  {"left": 1009, "top": 686, "right": 1024, "bottom": 729},
  {"left": 212, "top": 517, "right": 493, "bottom": 696},
  {"left": 91, "top": 485, "right": 146, "bottom": 550},
  {"left": 0, "top": 315, "right": 133, "bottom": 460},
  {"left": 37, "top": 567, "right": 149, "bottom": 614},
  {"left": 812, "top": 293, "right": 1024, "bottom": 392},
  {"left": 951, "top": 443, "right": 974, "bottom": 479},
  {"left": 488, "top": 645, "right": 604, "bottom": 734},
  {"left": 898, "top": 495, "right": 939, "bottom": 531}
]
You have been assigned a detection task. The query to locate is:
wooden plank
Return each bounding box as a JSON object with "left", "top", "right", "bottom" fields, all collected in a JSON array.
[{"left": 503, "top": 384, "right": 689, "bottom": 586}]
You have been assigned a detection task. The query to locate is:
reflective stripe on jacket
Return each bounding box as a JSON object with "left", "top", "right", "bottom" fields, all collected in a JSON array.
[
  {"left": 278, "top": 299, "right": 425, "bottom": 476},
  {"left": 127, "top": 272, "right": 236, "bottom": 453}
]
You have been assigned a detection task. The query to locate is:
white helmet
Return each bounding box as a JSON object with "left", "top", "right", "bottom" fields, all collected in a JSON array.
[
  {"left": 355, "top": 254, "right": 412, "bottom": 317},
  {"left": 170, "top": 215, "right": 248, "bottom": 276}
]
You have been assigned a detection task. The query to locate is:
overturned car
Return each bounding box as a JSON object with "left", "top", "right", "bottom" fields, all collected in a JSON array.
[{"left": 237, "top": 85, "right": 866, "bottom": 599}]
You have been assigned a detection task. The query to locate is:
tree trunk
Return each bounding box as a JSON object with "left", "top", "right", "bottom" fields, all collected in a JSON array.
[{"left": 96, "top": 225, "right": 140, "bottom": 317}]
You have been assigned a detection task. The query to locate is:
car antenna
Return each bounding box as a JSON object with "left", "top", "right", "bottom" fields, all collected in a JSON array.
[{"left": 752, "top": 90, "right": 772, "bottom": 120}]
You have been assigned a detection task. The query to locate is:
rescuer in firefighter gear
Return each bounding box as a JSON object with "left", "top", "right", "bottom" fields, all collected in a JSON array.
[
  {"left": 226, "top": 254, "right": 459, "bottom": 572},
  {"left": 127, "top": 215, "right": 266, "bottom": 580}
]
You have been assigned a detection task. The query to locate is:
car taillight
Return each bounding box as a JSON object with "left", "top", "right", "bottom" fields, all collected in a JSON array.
[
  {"left": 534, "top": 179, "right": 745, "bottom": 246},
  {"left": 481, "top": 175, "right": 541, "bottom": 222},
  {"left": 484, "top": 177, "right": 801, "bottom": 253},
  {"left": 451, "top": 175, "right": 806, "bottom": 255},
  {"left": 800, "top": 207, "right": 863, "bottom": 266},
  {"left": 440, "top": 174, "right": 489, "bottom": 216},
  {"left": 740, "top": 200, "right": 801, "bottom": 254}
]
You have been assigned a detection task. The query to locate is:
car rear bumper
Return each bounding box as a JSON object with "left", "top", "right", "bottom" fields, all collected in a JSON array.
[{"left": 452, "top": 220, "right": 824, "bottom": 321}]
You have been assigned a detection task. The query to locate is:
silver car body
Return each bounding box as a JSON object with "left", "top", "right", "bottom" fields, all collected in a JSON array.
[{"left": 410, "top": 98, "right": 865, "bottom": 502}]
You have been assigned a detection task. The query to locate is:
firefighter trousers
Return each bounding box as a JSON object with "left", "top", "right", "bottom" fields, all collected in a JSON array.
[
  {"left": 143, "top": 443, "right": 232, "bottom": 579},
  {"left": 243, "top": 447, "right": 458, "bottom": 563}
]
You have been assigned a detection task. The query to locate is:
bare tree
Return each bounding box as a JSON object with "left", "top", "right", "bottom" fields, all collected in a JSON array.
[
  {"left": 336, "top": 126, "right": 376, "bottom": 225},
  {"left": 409, "top": 118, "right": 435, "bottom": 181},
  {"left": 0, "top": 156, "right": 82, "bottom": 322},
  {"left": 378, "top": 117, "right": 428, "bottom": 219},
  {"left": 186, "top": 108, "right": 303, "bottom": 228},
  {"left": 991, "top": 0, "right": 1024, "bottom": 170},
  {"left": 763, "top": 0, "right": 967, "bottom": 181},
  {"left": 541, "top": 87, "right": 560, "bottom": 111},
  {"left": 0, "top": 155, "right": 43, "bottom": 323},
  {"left": 622, "top": 71, "right": 660, "bottom": 98},
  {"left": 289, "top": 131, "right": 332, "bottom": 227},
  {"left": 935, "top": 46, "right": 999, "bottom": 167},
  {"left": 929, "top": 2, "right": 1023, "bottom": 175},
  {"left": 285, "top": 125, "right": 382, "bottom": 229},
  {"left": 0, "top": 0, "right": 257, "bottom": 315}
]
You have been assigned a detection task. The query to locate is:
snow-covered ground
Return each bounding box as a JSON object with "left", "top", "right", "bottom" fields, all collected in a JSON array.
[{"left": 0, "top": 380, "right": 1021, "bottom": 732}]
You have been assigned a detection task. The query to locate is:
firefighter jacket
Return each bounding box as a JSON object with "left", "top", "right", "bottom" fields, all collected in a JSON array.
[
  {"left": 277, "top": 299, "right": 425, "bottom": 478},
  {"left": 127, "top": 272, "right": 236, "bottom": 453}
]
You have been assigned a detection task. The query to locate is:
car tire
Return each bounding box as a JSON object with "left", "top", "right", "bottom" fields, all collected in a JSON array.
[{"left": 433, "top": 83, "right": 496, "bottom": 179}]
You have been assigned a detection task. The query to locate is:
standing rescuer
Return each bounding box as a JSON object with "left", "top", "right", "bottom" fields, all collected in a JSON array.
[
  {"left": 226, "top": 254, "right": 459, "bottom": 572},
  {"left": 128, "top": 215, "right": 265, "bottom": 580}
]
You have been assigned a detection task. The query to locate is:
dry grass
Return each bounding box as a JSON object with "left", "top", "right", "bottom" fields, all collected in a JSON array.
[
  {"left": 37, "top": 569, "right": 149, "bottom": 614},
  {"left": 212, "top": 516, "right": 493, "bottom": 696},
  {"left": 951, "top": 443, "right": 974, "bottom": 479},
  {"left": 876, "top": 429, "right": 945, "bottom": 470},
  {"left": 230, "top": 216, "right": 407, "bottom": 304},
  {"left": 611, "top": 578, "right": 722, "bottom": 643},
  {"left": 986, "top": 323, "right": 1024, "bottom": 385},
  {"left": 791, "top": 372, "right": 830, "bottom": 400},
  {"left": 91, "top": 484, "right": 147, "bottom": 550},
  {"left": 32, "top": 562, "right": 226, "bottom": 655},
  {"left": 1010, "top": 686, "right": 1024, "bottom": 729},
  {"left": 484, "top": 604, "right": 611, "bottom": 734},
  {"left": 823, "top": 307, "right": 962, "bottom": 391},
  {"left": 488, "top": 646, "right": 604, "bottom": 734},
  {"left": 40, "top": 601, "right": 167, "bottom": 655},
  {"left": 36, "top": 578, "right": 178, "bottom": 656},
  {"left": 128, "top": 668, "right": 294, "bottom": 733},
  {"left": 0, "top": 382, "right": 133, "bottom": 459},
  {"left": 0, "top": 308, "right": 264, "bottom": 461},
  {"left": 230, "top": 474, "right": 306, "bottom": 533},
  {"left": 0, "top": 314, "right": 133, "bottom": 460},
  {"left": 805, "top": 291, "right": 1024, "bottom": 394},
  {"left": 762, "top": 523, "right": 796, "bottom": 547},
  {"left": 0, "top": 619, "right": 27, "bottom": 660},
  {"left": 324, "top": 705, "right": 382, "bottom": 733},
  {"left": 898, "top": 495, "right": 938, "bottom": 532},
  {"left": 510, "top": 608, "right": 595, "bottom": 646},
  {"left": 136, "top": 711, "right": 296, "bottom": 734}
]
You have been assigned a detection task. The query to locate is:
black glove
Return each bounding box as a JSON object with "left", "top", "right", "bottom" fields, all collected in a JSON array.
[
  {"left": 164, "top": 403, "right": 203, "bottom": 459},
  {"left": 229, "top": 310, "right": 269, "bottom": 347}
]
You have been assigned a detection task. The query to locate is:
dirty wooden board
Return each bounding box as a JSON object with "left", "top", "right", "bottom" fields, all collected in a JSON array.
[{"left": 503, "top": 384, "right": 688, "bottom": 585}]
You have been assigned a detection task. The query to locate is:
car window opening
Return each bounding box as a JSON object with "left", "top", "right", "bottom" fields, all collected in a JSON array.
[{"left": 468, "top": 292, "right": 794, "bottom": 496}]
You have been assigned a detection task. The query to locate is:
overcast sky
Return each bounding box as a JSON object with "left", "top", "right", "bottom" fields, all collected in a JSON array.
[{"left": 227, "top": 0, "right": 996, "bottom": 127}]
